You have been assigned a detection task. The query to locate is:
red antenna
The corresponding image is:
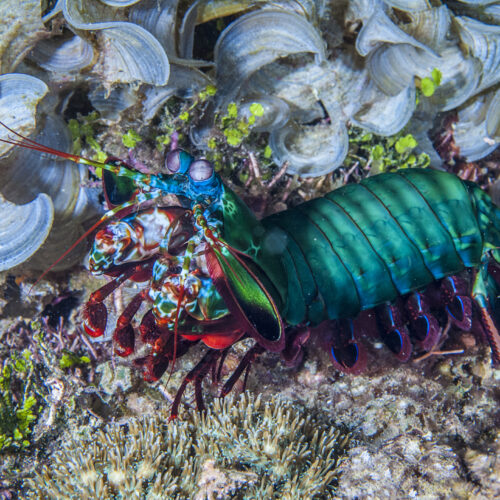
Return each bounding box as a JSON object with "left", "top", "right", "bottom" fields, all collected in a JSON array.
[{"left": 0, "top": 120, "right": 155, "bottom": 287}]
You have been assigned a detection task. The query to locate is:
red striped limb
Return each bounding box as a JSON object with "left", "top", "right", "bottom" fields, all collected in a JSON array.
[
  {"left": 477, "top": 306, "right": 500, "bottom": 365},
  {"left": 83, "top": 260, "right": 154, "bottom": 338},
  {"left": 113, "top": 289, "right": 149, "bottom": 357},
  {"left": 134, "top": 334, "right": 193, "bottom": 383}
]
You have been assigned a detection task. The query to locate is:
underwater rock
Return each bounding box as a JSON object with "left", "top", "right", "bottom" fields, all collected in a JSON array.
[
  {"left": 337, "top": 437, "right": 466, "bottom": 498},
  {"left": 0, "top": 0, "right": 45, "bottom": 73}
]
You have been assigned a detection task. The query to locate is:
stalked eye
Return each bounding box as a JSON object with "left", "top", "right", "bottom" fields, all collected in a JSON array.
[
  {"left": 165, "top": 149, "right": 193, "bottom": 174},
  {"left": 189, "top": 159, "right": 213, "bottom": 182},
  {"left": 165, "top": 149, "right": 182, "bottom": 173}
]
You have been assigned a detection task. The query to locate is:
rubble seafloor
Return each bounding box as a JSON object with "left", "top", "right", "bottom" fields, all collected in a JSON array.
[{"left": 0, "top": 266, "right": 498, "bottom": 499}]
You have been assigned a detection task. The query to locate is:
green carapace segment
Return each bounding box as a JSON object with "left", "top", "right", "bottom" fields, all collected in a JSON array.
[
  {"left": 262, "top": 169, "right": 485, "bottom": 326},
  {"left": 212, "top": 245, "right": 283, "bottom": 344},
  {"left": 103, "top": 169, "right": 136, "bottom": 206}
]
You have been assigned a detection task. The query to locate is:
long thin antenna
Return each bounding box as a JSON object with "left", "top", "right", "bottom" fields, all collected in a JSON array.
[
  {"left": 0, "top": 120, "right": 163, "bottom": 285},
  {"left": 0, "top": 120, "right": 150, "bottom": 183}
]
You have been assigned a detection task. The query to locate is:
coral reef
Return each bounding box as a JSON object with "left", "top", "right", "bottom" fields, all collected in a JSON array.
[
  {"left": 24, "top": 394, "right": 349, "bottom": 499},
  {"left": 463, "top": 429, "right": 500, "bottom": 499},
  {"left": 0, "top": 282, "right": 497, "bottom": 499},
  {"left": 0, "top": 316, "right": 94, "bottom": 453},
  {"left": 0, "top": 298, "right": 99, "bottom": 459},
  {"left": 0, "top": 2, "right": 499, "bottom": 499},
  {"left": 2, "top": 0, "right": 500, "bottom": 268},
  {"left": 337, "top": 437, "right": 466, "bottom": 498}
]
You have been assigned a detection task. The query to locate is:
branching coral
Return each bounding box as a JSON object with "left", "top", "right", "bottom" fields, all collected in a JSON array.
[{"left": 25, "top": 394, "right": 349, "bottom": 499}]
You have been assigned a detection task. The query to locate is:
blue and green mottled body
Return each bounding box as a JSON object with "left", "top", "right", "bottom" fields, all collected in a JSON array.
[{"left": 259, "top": 169, "right": 500, "bottom": 326}]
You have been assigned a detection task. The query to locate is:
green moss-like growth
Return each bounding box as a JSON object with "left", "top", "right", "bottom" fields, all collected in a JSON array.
[
  {"left": 0, "top": 320, "right": 91, "bottom": 455},
  {"left": 155, "top": 88, "right": 275, "bottom": 183},
  {"left": 347, "top": 127, "right": 430, "bottom": 174},
  {"left": 25, "top": 394, "right": 349, "bottom": 499},
  {"left": 416, "top": 67, "right": 443, "bottom": 98},
  {"left": 58, "top": 350, "right": 91, "bottom": 370},
  {"left": 122, "top": 129, "right": 142, "bottom": 149},
  {"left": 155, "top": 84, "right": 217, "bottom": 150},
  {"left": 68, "top": 111, "right": 107, "bottom": 163},
  {"left": 0, "top": 350, "right": 40, "bottom": 451},
  {"left": 206, "top": 100, "right": 274, "bottom": 179}
]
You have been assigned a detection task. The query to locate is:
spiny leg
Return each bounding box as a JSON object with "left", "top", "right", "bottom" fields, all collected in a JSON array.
[
  {"left": 220, "top": 344, "right": 265, "bottom": 397},
  {"left": 84, "top": 265, "right": 140, "bottom": 337},
  {"left": 472, "top": 263, "right": 500, "bottom": 365},
  {"left": 477, "top": 307, "right": 500, "bottom": 364},
  {"left": 214, "top": 348, "right": 230, "bottom": 383},
  {"left": 170, "top": 349, "right": 220, "bottom": 419},
  {"left": 406, "top": 292, "right": 441, "bottom": 352},
  {"left": 134, "top": 332, "right": 193, "bottom": 382},
  {"left": 113, "top": 289, "right": 149, "bottom": 357},
  {"left": 375, "top": 302, "right": 412, "bottom": 362},
  {"left": 139, "top": 308, "right": 163, "bottom": 344},
  {"left": 84, "top": 260, "right": 154, "bottom": 337}
]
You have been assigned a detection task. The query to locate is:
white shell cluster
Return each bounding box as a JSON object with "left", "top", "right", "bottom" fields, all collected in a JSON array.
[
  {"left": 213, "top": 0, "right": 500, "bottom": 175},
  {"left": 0, "top": 74, "right": 99, "bottom": 270},
  {"left": 0, "top": 193, "right": 53, "bottom": 272},
  {"left": 1, "top": 0, "right": 499, "bottom": 270}
]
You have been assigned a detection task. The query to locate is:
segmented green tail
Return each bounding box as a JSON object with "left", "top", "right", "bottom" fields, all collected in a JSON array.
[
  {"left": 262, "top": 169, "right": 491, "bottom": 327},
  {"left": 465, "top": 181, "right": 500, "bottom": 263},
  {"left": 465, "top": 181, "right": 499, "bottom": 332}
]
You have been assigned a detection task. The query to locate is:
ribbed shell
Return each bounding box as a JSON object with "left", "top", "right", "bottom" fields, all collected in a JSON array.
[{"left": 0, "top": 193, "right": 54, "bottom": 271}]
